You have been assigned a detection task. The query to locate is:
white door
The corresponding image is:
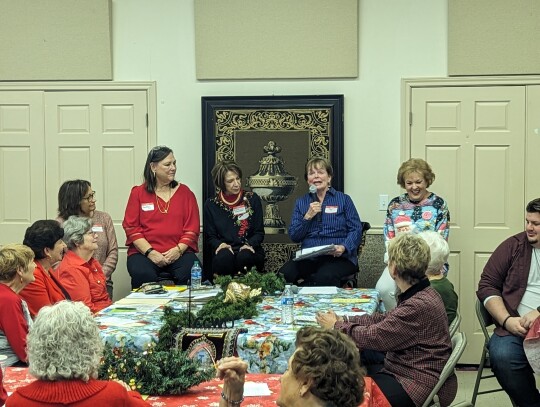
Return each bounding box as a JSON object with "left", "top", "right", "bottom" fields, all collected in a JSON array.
[
  {"left": 410, "top": 86, "right": 526, "bottom": 362},
  {"left": 44, "top": 90, "right": 149, "bottom": 300},
  {"left": 0, "top": 91, "right": 46, "bottom": 243}
]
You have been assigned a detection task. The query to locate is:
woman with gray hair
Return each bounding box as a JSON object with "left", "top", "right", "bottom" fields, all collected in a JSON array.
[
  {"left": 419, "top": 231, "right": 458, "bottom": 324},
  {"left": 55, "top": 216, "right": 111, "bottom": 313},
  {"left": 5, "top": 301, "right": 148, "bottom": 406}
]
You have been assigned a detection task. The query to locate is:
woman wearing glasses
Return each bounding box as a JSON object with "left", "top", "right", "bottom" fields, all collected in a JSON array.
[
  {"left": 122, "top": 146, "right": 200, "bottom": 289},
  {"left": 57, "top": 180, "right": 118, "bottom": 299},
  {"left": 55, "top": 216, "right": 112, "bottom": 313}
]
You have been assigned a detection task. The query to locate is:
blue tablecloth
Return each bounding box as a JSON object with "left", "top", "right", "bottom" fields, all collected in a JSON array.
[{"left": 95, "top": 288, "right": 380, "bottom": 374}]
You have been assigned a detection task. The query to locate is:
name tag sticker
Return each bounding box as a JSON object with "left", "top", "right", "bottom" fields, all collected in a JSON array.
[
  {"left": 325, "top": 206, "right": 338, "bottom": 214},
  {"left": 233, "top": 205, "right": 247, "bottom": 216},
  {"left": 92, "top": 225, "right": 104, "bottom": 233},
  {"left": 141, "top": 203, "right": 155, "bottom": 211}
]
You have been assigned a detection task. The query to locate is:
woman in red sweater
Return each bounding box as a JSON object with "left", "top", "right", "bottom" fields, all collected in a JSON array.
[
  {"left": 122, "top": 145, "right": 200, "bottom": 289},
  {"left": 5, "top": 301, "right": 148, "bottom": 406},
  {"left": 0, "top": 244, "right": 35, "bottom": 367},
  {"left": 55, "top": 216, "right": 111, "bottom": 313},
  {"left": 19, "top": 220, "right": 70, "bottom": 318}
]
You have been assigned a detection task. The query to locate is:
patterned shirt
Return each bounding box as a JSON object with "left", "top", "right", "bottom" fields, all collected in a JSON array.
[
  {"left": 288, "top": 187, "right": 362, "bottom": 265},
  {"left": 383, "top": 192, "right": 450, "bottom": 241},
  {"left": 335, "top": 278, "right": 457, "bottom": 406}
]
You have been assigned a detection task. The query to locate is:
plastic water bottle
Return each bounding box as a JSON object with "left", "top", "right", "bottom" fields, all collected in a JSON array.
[
  {"left": 281, "top": 285, "right": 294, "bottom": 324},
  {"left": 191, "top": 261, "right": 202, "bottom": 289}
]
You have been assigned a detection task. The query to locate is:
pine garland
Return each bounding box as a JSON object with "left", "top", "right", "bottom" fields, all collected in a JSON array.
[
  {"left": 156, "top": 270, "right": 285, "bottom": 351},
  {"left": 99, "top": 342, "right": 214, "bottom": 395}
]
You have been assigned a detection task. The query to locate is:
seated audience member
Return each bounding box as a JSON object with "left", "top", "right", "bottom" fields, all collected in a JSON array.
[
  {"left": 5, "top": 301, "right": 149, "bottom": 406},
  {"left": 217, "top": 326, "right": 366, "bottom": 407},
  {"left": 376, "top": 158, "right": 450, "bottom": 311},
  {"left": 0, "top": 244, "right": 35, "bottom": 367},
  {"left": 317, "top": 233, "right": 456, "bottom": 407},
  {"left": 19, "top": 220, "right": 70, "bottom": 318},
  {"left": 57, "top": 179, "right": 118, "bottom": 299},
  {"left": 477, "top": 198, "right": 540, "bottom": 406},
  {"left": 56, "top": 216, "right": 112, "bottom": 313},
  {"left": 204, "top": 160, "right": 265, "bottom": 278},
  {"left": 279, "top": 157, "right": 363, "bottom": 287},
  {"left": 122, "top": 145, "right": 200, "bottom": 288},
  {"left": 419, "top": 231, "right": 458, "bottom": 324}
]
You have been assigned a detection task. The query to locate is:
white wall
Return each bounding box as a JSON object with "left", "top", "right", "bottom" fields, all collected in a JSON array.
[{"left": 111, "top": 0, "right": 448, "bottom": 231}]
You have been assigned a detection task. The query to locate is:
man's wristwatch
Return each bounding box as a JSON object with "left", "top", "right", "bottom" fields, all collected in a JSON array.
[{"left": 144, "top": 247, "right": 154, "bottom": 257}]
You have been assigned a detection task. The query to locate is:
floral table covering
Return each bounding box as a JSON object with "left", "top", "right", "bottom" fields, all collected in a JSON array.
[
  {"left": 235, "top": 288, "right": 380, "bottom": 373},
  {"left": 94, "top": 288, "right": 380, "bottom": 374}
]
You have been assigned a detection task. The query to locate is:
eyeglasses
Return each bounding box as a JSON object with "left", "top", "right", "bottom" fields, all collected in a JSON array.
[{"left": 82, "top": 192, "right": 96, "bottom": 201}]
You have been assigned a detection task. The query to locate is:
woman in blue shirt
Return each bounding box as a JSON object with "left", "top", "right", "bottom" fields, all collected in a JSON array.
[{"left": 279, "top": 157, "right": 363, "bottom": 287}]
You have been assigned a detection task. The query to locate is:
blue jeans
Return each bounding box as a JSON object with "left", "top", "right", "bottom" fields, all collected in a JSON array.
[{"left": 489, "top": 332, "right": 540, "bottom": 406}]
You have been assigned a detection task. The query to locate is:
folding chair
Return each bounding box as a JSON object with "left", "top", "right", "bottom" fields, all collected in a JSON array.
[
  {"left": 471, "top": 299, "right": 516, "bottom": 406},
  {"left": 422, "top": 332, "right": 467, "bottom": 407},
  {"left": 449, "top": 310, "right": 461, "bottom": 338}
]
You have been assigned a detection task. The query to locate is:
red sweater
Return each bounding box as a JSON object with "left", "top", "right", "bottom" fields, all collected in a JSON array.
[
  {"left": 55, "top": 251, "right": 112, "bottom": 314},
  {"left": 122, "top": 183, "right": 200, "bottom": 256},
  {"left": 5, "top": 379, "right": 149, "bottom": 406},
  {"left": 19, "top": 261, "right": 69, "bottom": 318},
  {"left": 0, "top": 284, "right": 28, "bottom": 365}
]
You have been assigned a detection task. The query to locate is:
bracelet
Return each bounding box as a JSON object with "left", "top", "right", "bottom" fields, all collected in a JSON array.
[
  {"left": 143, "top": 247, "right": 154, "bottom": 257},
  {"left": 221, "top": 391, "right": 244, "bottom": 406},
  {"left": 502, "top": 315, "right": 511, "bottom": 330}
]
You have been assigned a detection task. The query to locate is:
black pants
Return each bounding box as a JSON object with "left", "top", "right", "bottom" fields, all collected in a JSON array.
[
  {"left": 127, "top": 252, "right": 199, "bottom": 289},
  {"left": 363, "top": 350, "right": 415, "bottom": 407},
  {"left": 212, "top": 248, "right": 264, "bottom": 277},
  {"left": 279, "top": 256, "right": 356, "bottom": 287}
]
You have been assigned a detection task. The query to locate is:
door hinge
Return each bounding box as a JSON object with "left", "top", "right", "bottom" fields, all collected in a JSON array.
[{"left": 409, "top": 111, "right": 413, "bottom": 126}]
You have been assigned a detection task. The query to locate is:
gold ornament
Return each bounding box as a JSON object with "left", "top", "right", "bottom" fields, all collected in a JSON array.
[{"left": 223, "top": 282, "right": 262, "bottom": 303}]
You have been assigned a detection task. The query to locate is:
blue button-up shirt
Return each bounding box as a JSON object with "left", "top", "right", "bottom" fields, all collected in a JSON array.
[{"left": 288, "top": 187, "right": 363, "bottom": 265}]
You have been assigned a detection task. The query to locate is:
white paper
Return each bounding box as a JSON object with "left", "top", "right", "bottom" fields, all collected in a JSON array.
[
  {"left": 294, "top": 244, "right": 335, "bottom": 261},
  {"left": 243, "top": 382, "right": 272, "bottom": 396},
  {"left": 299, "top": 286, "right": 338, "bottom": 295}
]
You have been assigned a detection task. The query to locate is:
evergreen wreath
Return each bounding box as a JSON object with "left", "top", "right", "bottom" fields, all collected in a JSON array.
[{"left": 98, "top": 342, "right": 214, "bottom": 395}]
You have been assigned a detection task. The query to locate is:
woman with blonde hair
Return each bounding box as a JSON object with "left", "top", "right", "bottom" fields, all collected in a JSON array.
[
  {"left": 5, "top": 301, "right": 148, "bottom": 406},
  {"left": 0, "top": 244, "right": 35, "bottom": 366},
  {"left": 318, "top": 234, "right": 456, "bottom": 407},
  {"left": 376, "top": 158, "right": 450, "bottom": 310}
]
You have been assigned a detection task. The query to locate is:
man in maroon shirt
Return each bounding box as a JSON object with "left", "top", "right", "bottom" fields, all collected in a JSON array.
[{"left": 477, "top": 198, "right": 540, "bottom": 406}]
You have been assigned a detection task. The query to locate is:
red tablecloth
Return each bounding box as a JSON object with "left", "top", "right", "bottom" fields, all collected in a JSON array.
[{"left": 3, "top": 367, "right": 390, "bottom": 407}]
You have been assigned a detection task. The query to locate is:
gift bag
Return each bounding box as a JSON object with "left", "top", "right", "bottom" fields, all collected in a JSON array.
[{"left": 524, "top": 316, "right": 540, "bottom": 373}]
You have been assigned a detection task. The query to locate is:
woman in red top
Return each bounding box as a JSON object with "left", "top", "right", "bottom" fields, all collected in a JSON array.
[
  {"left": 55, "top": 216, "right": 111, "bottom": 313},
  {"left": 20, "top": 220, "right": 70, "bottom": 318},
  {"left": 122, "top": 146, "right": 200, "bottom": 288},
  {"left": 5, "top": 301, "right": 148, "bottom": 406},
  {"left": 0, "top": 244, "right": 35, "bottom": 367}
]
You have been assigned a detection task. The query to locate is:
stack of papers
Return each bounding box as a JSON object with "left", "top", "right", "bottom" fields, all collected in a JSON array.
[{"left": 293, "top": 244, "right": 335, "bottom": 261}]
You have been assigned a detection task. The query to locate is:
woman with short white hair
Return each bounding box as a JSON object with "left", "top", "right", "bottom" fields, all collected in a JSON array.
[
  {"left": 5, "top": 301, "right": 148, "bottom": 406},
  {"left": 419, "top": 231, "right": 458, "bottom": 324},
  {"left": 55, "top": 216, "right": 111, "bottom": 313}
]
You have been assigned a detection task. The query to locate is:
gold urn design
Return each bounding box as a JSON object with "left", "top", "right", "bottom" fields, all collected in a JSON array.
[{"left": 247, "top": 141, "right": 297, "bottom": 234}]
